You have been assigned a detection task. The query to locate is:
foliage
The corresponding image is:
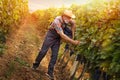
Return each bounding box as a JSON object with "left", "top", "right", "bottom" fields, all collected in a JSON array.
[
  {"left": 0, "top": 0, "right": 28, "bottom": 32},
  {"left": 73, "top": 0, "right": 120, "bottom": 79}
]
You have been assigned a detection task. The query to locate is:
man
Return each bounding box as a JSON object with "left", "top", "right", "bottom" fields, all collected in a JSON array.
[{"left": 32, "top": 10, "right": 80, "bottom": 79}]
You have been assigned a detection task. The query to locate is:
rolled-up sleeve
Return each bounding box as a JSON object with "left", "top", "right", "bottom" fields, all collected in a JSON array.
[{"left": 53, "top": 18, "right": 63, "bottom": 33}]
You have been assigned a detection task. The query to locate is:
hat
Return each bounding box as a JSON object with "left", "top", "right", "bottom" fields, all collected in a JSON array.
[{"left": 63, "top": 10, "right": 76, "bottom": 18}]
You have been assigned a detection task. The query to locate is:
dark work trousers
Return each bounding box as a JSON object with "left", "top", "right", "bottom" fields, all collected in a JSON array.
[{"left": 33, "top": 30, "right": 60, "bottom": 76}]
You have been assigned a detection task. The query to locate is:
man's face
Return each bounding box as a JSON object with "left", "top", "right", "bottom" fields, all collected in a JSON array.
[{"left": 63, "top": 16, "right": 71, "bottom": 24}]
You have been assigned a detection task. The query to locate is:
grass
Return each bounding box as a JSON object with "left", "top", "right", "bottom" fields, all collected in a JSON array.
[
  {"left": 0, "top": 44, "right": 6, "bottom": 56},
  {"left": 4, "top": 61, "right": 15, "bottom": 78},
  {"left": 14, "top": 57, "right": 30, "bottom": 67}
]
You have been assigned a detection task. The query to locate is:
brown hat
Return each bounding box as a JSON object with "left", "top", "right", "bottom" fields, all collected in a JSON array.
[{"left": 63, "top": 10, "right": 75, "bottom": 18}]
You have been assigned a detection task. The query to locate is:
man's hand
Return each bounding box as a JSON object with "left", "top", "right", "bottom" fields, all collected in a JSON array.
[{"left": 73, "top": 40, "right": 80, "bottom": 45}]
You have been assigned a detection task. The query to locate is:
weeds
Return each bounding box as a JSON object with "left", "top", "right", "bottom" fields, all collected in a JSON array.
[
  {"left": 0, "top": 44, "right": 6, "bottom": 56},
  {"left": 4, "top": 61, "right": 15, "bottom": 78},
  {"left": 15, "top": 57, "right": 30, "bottom": 67}
]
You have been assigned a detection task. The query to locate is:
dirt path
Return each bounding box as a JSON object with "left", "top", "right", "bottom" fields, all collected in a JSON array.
[{"left": 0, "top": 15, "right": 70, "bottom": 80}]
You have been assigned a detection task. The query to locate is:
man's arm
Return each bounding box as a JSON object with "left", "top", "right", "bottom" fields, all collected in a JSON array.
[
  {"left": 60, "top": 32, "right": 79, "bottom": 45},
  {"left": 55, "top": 26, "right": 79, "bottom": 45},
  {"left": 71, "top": 21, "right": 76, "bottom": 39},
  {"left": 53, "top": 17, "right": 79, "bottom": 45}
]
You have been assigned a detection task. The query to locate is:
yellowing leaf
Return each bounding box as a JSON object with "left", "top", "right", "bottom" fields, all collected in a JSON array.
[{"left": 102, "top": 39, "right": 111, "bottom": 47}]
